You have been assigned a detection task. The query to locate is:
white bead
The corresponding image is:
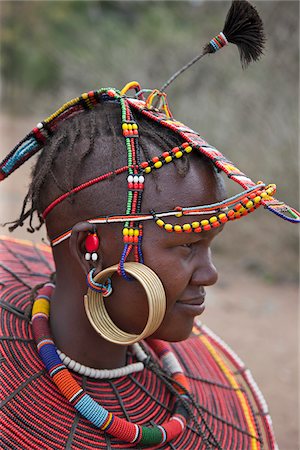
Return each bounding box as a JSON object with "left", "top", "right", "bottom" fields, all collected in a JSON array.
[
  {"left": 68, "top": 359, "right": 76, "bottom": 370},
  {"left": 85, "top": 253, "right": 91, "bottom": 261},
  {"left": 139, "top": 175, "right": 145, "bottom": 183},
  {"left": 127, "top": 175, "right": 134, "bottom": 183},
  {"left": 91, "top": 253, "right": 98, "bottom": 262},
  {"left": 90, "top": 368, "right": 96, "bottom": 378},
  {"left": 37, "top": 122, "right": 43, "bottom": 129},
  {"left": 85, "top": 367, "right": 92, "bottom": 377},
  {"left": 133, "top": 175, "right": 139, "bottom": 183},
  {"left": 64, "top": 356, "right": 71, "bottom": 365},
  {"left": 74, "top": 363, "right": 81, "bottom": 372},
  {"left": 78, "top": 365, "right": 86, "bottom": 375}
]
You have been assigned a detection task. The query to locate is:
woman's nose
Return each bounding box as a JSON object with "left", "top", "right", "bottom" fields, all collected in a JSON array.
[{"left": 190, "top": 248, "right": 218, "bottom": 287}]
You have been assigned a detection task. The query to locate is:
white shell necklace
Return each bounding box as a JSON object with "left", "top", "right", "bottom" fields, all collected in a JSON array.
[{"left": 57, "top": 343, "right": 148, "bottom": 379}]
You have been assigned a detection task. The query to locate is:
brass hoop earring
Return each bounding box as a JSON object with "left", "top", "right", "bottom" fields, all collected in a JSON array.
[{"left": 84, "top": 262, "right": 166, "bottom": 345}]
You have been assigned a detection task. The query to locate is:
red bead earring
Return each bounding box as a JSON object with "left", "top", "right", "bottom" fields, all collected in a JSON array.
[{"left": 84, "top": 227, "right": 99, "bottom": 262}]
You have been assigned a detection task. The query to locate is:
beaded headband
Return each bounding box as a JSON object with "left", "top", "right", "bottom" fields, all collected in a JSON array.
[{"left": 1, "top": 1, "right": 299, "bottom": 281}]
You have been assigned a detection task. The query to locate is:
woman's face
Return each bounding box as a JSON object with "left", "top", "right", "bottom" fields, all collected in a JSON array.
[{"left": 102, "top": 152, "right": 227, "bottom": 342}]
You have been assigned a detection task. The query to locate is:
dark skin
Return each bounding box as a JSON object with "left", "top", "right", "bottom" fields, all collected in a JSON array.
[{"left": 49, "top": 152, "right": 226, "bottom": 369}]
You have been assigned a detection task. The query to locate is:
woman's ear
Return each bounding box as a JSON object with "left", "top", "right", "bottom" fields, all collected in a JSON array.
[{"left": 69, "top": 222, "right": 102, "bottom": 275}]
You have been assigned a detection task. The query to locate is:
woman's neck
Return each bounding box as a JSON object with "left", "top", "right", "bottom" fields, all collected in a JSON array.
[{"left": 50, "top": 270, "right": 128, "bottom": 370}]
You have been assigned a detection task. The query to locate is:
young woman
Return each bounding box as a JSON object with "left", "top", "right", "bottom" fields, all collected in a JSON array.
[{"left": 1, "top": 2, "right": 298, "bottom": 449}]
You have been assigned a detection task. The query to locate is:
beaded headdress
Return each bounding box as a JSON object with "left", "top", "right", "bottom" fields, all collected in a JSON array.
[{"left": 1, "top": 0, "right": 299, "bottom": 280}]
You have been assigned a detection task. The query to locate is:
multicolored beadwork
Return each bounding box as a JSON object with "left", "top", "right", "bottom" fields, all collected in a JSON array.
[
  {"left": 85, "top": 230, "right": 99, "bottom": 262},
  {"left": 32, "top": 284, "right": 191, "bottom": 447},
  {"left": 1, "top": 82, "right": 299, "bottom": 265},
  {"left": 86, "top": 269, "right": 112, "bottom": 297},
  {"left": 50, "top": 183, "right": 276, "bottom": 247},
  {"left": 208, "top": 32, "right": 228, "bottom": 52}
]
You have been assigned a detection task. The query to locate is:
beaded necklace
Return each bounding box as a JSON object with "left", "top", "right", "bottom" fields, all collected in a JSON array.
[
  {"left": 32, "top": 283, "right": 191, "bottom": 448},
  {"left": 57, "top": 345, "right": 145, "bottom": 379}
]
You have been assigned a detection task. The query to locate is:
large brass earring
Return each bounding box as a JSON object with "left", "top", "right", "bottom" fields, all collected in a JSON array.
[{"left": 84, "top": 262, "right": 166, "bottom": 345}]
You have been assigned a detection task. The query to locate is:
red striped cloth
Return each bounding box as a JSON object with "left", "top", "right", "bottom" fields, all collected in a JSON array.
[{"left": 0, "top": 236, "right": 277, "bottom": 449}]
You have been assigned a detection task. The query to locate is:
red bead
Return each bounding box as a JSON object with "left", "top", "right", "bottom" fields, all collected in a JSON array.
[
  {"left": 141, "top": 162, "right": 149, "bottom": 168},
  {"left": 85, "top": 233, "right": 99, "bottom": 252},
  {"left": 219, "top": 216, "right": 228, "bottom": 223},
  {"left": 162, "top": 152, "right": 169, "bottom": 158},
  {"left": 234, "top": 203, "right": 242, "bottom": 211},
  {"left": 152, "top": 156, "right": 159, "bottom": 163},
  {"left": 212, "top": 221, "right": 220, "bottom": 228},
  {"left": 182, "top": 142, "right": 189, "bottom": 148},
  {"left": 203, "top": 224, "right": 211, "bottom": 231},
  {"left": 172, "top": 147, "right": 179, "bottom": 154},
  {"left": 194, "top": 227, "right": 202, "bottom": 233}
]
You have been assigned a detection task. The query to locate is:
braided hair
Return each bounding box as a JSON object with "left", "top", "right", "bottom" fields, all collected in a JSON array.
[{"left": 6, "top": 101, "right": 191, "bottom": 234}]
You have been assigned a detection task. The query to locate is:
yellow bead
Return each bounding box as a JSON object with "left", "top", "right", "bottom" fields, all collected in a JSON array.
[
  {"left": 200, "top": 219, "right": 209, "bottom": 226},
  {"left": 134, "top": 229, "right": 139, "bottom": 236},
  {"left": 209, "top": 216, "right": 218, "bottom": 223},
  {"left": 144, "top": 167, "right": 152, "bottom": 174},
  {"left": 156, "top": 219, "right": 164, "bottom": 227},
  {"left": 261, "top": 192, "right": 268, "bottom": 198},
  {"left": 254, "top": 196, "right": 261, "bottom": 204},
  {"left": 175, "top": 151, "right": 183, "bottom": 158},
  {"left": 185, "top": 146, "right": 192, "bottom": 153},
  {"left": 246, "top": 201, "right": 254, "bottom": 209},
  {"left": 174, "top": 225, "right": 182, "bottom": 232},
  {"left": 175, "top": 211, "right": 183, "bottom": 218},
  {"left": 82, "top": 93, "right": 88, "bottom": 99},
  {"left": 266, "top": 188, "right": 273, "bottom": 195},
  {"left": 32, "top": 298, "right": 50, "bottom": 316},
  {"left": 132, "top": 123, "right": 138, "bottom": 130},
  {"left": 165, "top": 156, "right": 172, "bottom": 163},
  {"left": 192, "top": 221, "right": 200, "bottom": 228},
  {"left": 154, "top": 161, "right": 163, "bottom": 169},
  {"left": 128, "top": 124, "right": 132, "bottom": 131},
  {"left": 239, "top": 207, "right": 246, "bottom": 214},
  {"left": 122, "top": 123, "right": 128, "bottom": 130},
  {"left": 218, "top": 213, "right": 226, "bottom": 220},
  {"left": 122, "top": 228, "right": 129, "bottom": 236},
  {"left": 129, "top": 228, "right": 134, "bottom": 236},
  {"left": 164, "top": 224, "right": 173, "bottom": 232},
  {"left": 183, "top": 224, "right": 191, "bottom": 231}
]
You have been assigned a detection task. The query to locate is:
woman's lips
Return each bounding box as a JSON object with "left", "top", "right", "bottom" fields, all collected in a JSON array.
[{"left": 176, "top": 296, "right": 206, "bottom": 315}]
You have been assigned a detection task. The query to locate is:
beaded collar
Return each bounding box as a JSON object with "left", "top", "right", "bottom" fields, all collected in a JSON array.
[{"left": 32, "top": 283, "right": 192, "bottom": 447}]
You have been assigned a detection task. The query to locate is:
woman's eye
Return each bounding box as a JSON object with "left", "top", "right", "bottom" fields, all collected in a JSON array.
[{"left": 181, "top": 243, "right": 193, "bottom": 248}]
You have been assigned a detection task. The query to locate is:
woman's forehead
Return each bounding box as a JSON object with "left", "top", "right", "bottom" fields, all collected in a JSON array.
[{"left": 142, "top": 155, "right": 226, "bottom": 213}]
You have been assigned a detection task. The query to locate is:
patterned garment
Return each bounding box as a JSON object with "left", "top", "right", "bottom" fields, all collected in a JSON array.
[{"left": 0, "top": 236, "right": 277, "bottom": 450}]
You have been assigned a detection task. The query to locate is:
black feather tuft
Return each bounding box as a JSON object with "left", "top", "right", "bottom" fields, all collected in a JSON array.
[
  {"left": 222, "top": 0, "right": 265, "bottom": 68},
  {"left": 161, "top": 0, "right": 265, "bottom": 91}
]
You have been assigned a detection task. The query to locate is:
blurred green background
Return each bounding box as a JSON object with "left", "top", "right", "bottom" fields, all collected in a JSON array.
[
  {"left": 1, "top": 0, "right": 298, "bottom": 282},
  {"left": 0, "top": 2, "right": 299, "bottom": 449}
]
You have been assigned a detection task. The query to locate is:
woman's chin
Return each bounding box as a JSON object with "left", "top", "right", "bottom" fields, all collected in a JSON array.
[{"left": 150, "top": 316, "right": 196, "bottom": 342}]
